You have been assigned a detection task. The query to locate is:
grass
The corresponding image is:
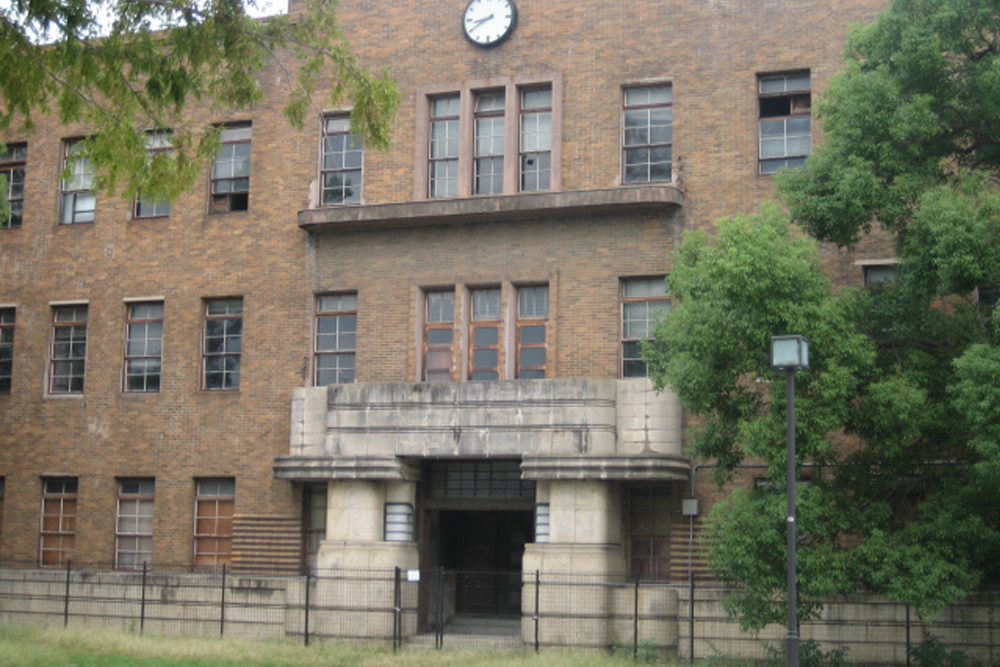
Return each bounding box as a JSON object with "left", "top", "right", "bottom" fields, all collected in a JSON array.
[{"left": 0, "top": 625, "right": 671, "bottom": 666}]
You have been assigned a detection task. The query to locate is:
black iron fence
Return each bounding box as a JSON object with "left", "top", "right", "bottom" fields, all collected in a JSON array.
[{"left": 0, "top": 560, "right": 995, "bottom": 663}]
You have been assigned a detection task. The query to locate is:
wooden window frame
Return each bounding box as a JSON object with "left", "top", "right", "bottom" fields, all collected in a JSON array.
[
  {"left": 49, "top": 304, "right": 88, "bottom": 395},
  {"left": 515, "top": 285, "right": 548, "bottom": 379},
  {"left": 519, "top": 87, "right": 553, "bottom": 192},
  {"left": 1, "top": 143, "right": 26, "bottom": 229},
  {"left": 622, "top": 84, "right": 673, "bottom": 184},
  {"left": 202, "top": 297, "right": 242, "bottom": 391},
  {"left": 193, "top": 478, "right": 235, "bottom": 570},
  {"left": 474, "top": 90, "right": 506, "bottom": 195},
  {"left": 210, "top": 123, "right": 251, "bottom": 213},
  {"left": 429, "top": 95, "right": 461, "bottom": 198},
  {"left": 40, "top": 477, "right": 77, "bottom": 568},
  {"left": 321, "top": 115, "right": 364, "bottom": 205},
  {"left": 123, "top": 301, "right": 163, "bottom": 393},
  {"left": 621, "top": 277, "right": 670, "bottom": 378},
  {"left": 758, "top": 71, "right": 812, "bottom": 175},
  {"left": 0, "top": 308, "right": 13, "bottom": 394},
  {"left": 116, "top": 478, "right": 154, "bottom": 570},
  {"left": 469, "top": 287, "right": 502, "bottom": 381},
  {"left": 134, "top": 131, "right": 171, "bottom": 219},
  {"left": 423, "top": 290, "right": 456, "bottom": 382},
  {"left": 314, "top": 293, "right": 357, "bottom": 385},
  {"left": 60, "top": 139, "right": 95, "bottom": 225}
]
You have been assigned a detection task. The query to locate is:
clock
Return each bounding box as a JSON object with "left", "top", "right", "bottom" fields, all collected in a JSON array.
[{"left": 463, "top": 0, "right": 518, "bottom": 47}]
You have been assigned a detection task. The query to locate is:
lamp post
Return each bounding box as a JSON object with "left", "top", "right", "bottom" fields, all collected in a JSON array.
[{"left": 770, "top": 335, "right": 809, "bottom": 667}]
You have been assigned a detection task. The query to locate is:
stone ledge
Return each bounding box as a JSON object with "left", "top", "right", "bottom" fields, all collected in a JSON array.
[
  {"left": 273, "top": 456, "right": 420, "bottom": 481},
  {"left": 521, "top": 455, "right": 690, "bottom": 481},
  {"left": 298, "top": 185, "right": 684, "bottom": 233}
]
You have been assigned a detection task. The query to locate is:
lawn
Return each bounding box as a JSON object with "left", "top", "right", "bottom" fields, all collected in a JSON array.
[{"left": 0, "top": 626, "right": 670, "bottom": 666}]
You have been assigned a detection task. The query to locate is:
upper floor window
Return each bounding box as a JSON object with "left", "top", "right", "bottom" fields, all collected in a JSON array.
[
  {"left": 474, "top": 91, "right": 505, "bottom": 195},
  {"left": 0, "top": 308, "right": 13, "bottom": 394},
  {"left": 420, "top": 76, "right": 560, "bottom": 199},
  {"left": 429, "top": 95, "right": 461, "bottom": 198},
  {"left": 116, "top": 479, "right": 154, "bottom": 570},
  {"left": 210, "top": 124, "right": 251, "bottom": 213},
  {"left": 423, "top": 290, "right": 455, "bottom": 382},
  {"left": 863, "top": 264, "right": 899, "bottom": 288},
  {"left": 759, "top": 72, "right": 811, "bottom": 174},
  {"left": 516, "top": 285, "right": 548, "bottom": 378},
  {"left": 1, "top": 143, "right": 26, "bottom": 228},
  {"left": 315, "top": 293, "right": 357, "bottom": 385},
  {"left": 623, "top": 85, "right": 672, "bottom": 183},
  {"left": 124, "top": 301, "right": 163, "bottom": 393},
  {"left": 50, "top": 304, "right": 88, "bottom": 394},
  {"left": 134, "top": 131, "right": 171, "bottom": 219},
  {"left": 321, "top": 116, "right": 363, "bottom": 204},
  {"left": 40, "top": 477, "right": 77, "bottom": 567},
  {"left": 61, "top": 139, "right": 95, "bottom": 224},
  {"left": 621, "top": 277, "right": 670, "bottom": 378},
  {"left": 202, "top": 298, "right": 242, "bottom": 390},
  {"left": 520, "top": 88, "right": 552, "bottom": 191}
]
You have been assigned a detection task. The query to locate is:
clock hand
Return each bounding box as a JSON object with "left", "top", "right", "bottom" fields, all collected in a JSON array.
[{"left": 471, "top": 13, "right": 494, "bottom": 29}]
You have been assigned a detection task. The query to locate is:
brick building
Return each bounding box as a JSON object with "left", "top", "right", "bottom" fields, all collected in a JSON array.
[{"left": 1, "top": 0, "right": 890, "bottom": 634}]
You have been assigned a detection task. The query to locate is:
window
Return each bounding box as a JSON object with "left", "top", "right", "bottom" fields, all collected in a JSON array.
[
  {"left": 303, "top": 483, "right": 326, "bottom": 569},
  {"left": 61, "top": 139, "right": 95, "bottom": 224},
  {"left": 1, "top": 143, "right": 25, "bottom": 228},
  {"left": 203, "top": 298, "right": 242, "bottom": 390},
  {"left": 621, "top": 277, "right": 670, "bottom": 378},
  {"left": 321, "top": 116, "right": 363, "bottom": 204},
  {"left": 315, "top": 293, "right": 356, "bottom": 385},
  {"left": 40, "top": 478, "right": 77, "bottom": 567},
  {"left": 0, "top": 308, "right": 13, "bottom": 394},
  {"left": 429, "top": 95, "right": 461, "bottom": 198},
  {"left": 50, "top": 304, "right": 87, "bottom": 394},
  {"left": 629, "top": 486, "right": 671, "bottom": 581},
  {"left": 470, "top": 287, "right": 502, "bottom": 380},
  {"left": 759, "top": 72, "right": 811, "bottom": 174},
  {"left": 863, "top": 264, "right": 899, "bottom": 287},
  {"left": 520, "top": 88, "right": 552, "bottom": 191},
  {"left": 423, "top": 290, "right": 455, "bottom": 382},
  {"left": 124, "top": 301, "right": 163, "bottom": 392},
  {"left": 623, "top": 85, "right": 672, "bottom": 183},
  {"left": 420, "top": 77, "right": 559, "bottom": 198},
  {"left": 116, "top": 479, "right": 154, "bottom": 569},
  {"left": 194, "top": 478, "right": 234, "bottom": 569},
  {"left": 475, "top": 91, "right": 505, "bottom": 195},
  {"left": 210, "top": 124, "right": 251, "bottom": 213},
  {"left": 516, "top": 285, "right": 548, "bottom": 378},
  {"left": 134, "top": 132, "right": 171, "bottom": 218},
  {"left": 384, "top": 502, "right": 414, "bottom": 542}
]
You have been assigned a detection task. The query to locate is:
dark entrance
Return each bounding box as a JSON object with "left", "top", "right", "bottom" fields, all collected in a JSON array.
[{"left": 418, "top": 459, "right": 535, "bottom": 626}]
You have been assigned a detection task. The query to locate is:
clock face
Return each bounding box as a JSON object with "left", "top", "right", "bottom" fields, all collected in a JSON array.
[{"left": 463, "top": 0, "right": 517, "bottom": 47}]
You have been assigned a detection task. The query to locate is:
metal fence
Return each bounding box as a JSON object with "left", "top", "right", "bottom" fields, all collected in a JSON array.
[{"left": 0, "top": 560, "right": 996, "bottom": 662}]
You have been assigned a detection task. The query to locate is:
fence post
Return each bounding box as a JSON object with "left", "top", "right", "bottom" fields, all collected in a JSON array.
[
  {"left": 689, "top": 572, "right": 696, "bottom": 662},
  {"left": 304, "top": 568, "right": 312, "bottom": 647},
  {"left": 393, "top": 566, "right": 402, "bottom": 652},
  {"left": 633, "top": 578, "right": 640, "bottom": 659},
  {"left": 63, "top": 560, "right": 72, "bottom": 628},
  {"left": 906, "top": 603, "right": 911, "bottom": 667},
  {"left": 435, "top": 567, "right": 444, "bottom": 649},
  {"left": 534, "top": 569, "right": 540, "bottom": 653},
  {"left": 219, "top": 563, "right": 227, "bottom": 638},
  {"left": 140, "top": 561, "right": 148, "bottom": 635}
]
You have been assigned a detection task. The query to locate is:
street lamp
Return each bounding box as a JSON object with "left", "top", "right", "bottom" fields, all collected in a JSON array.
[{"left": 770, "top": 335, "right": 809, "bottom": 667}]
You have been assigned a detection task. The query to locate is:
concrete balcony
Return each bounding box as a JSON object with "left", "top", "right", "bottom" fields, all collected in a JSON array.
[{"left": 274, "top": 378, "right": 688, "bottom": 482}]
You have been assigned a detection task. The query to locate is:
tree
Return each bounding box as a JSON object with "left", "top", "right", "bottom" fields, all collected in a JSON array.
[
  {"left": 648, "top": 0, "right": 1000, "bottom": 631},
  {"left": 0, "top": 0, "right": 399, "bottom": 204}
]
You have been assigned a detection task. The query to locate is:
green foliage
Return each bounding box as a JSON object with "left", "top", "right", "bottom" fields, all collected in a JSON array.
[
  {"left": 910, "top": 634, "right": 975, "bottom": 667},
  {"left": 650, "top": 0, "right": 1000, "bottom": 632},
  {"left": 764, "top": 640, "right": 851, "bottom": 667},
  {"left": 0, "top": 0, "right": 399, "bottom": 203}
]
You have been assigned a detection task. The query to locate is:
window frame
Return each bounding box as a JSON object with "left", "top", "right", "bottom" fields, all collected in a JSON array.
[
  {"left": 320, "top": 115, "right": 364, "bottom": 205},
  {"left": 314, "top": 293, "right": 357, "bottom": 386},
  {"left": 49, "top": 304, "right": 88, "bottom": 395},
  {"left": 519, "top": 87, "right": 553, "bottom": 192},
  {"left": 0, "top": 307, "right": 13, "bottom": 394},
  {"left": 60, "top": 139, "right": 96, "bottom": 225},
  {"left": 116, "top": 478, "right": 155, "bottom": 570},
  {"left": 209, "top": 123, "right": 251, "bottom": 213},
  {"left": 474, "top": 90, "right": 506, "bottom": 195},
  {"left": 515, "top": 285, "right": 548, "bottom": 379},
  {"left": 193, "top": 478, "right": 235, "bottom": 570},
  {"left": 415, "top": 75, "right": 562, "bottom": 199},
  {"left": 303, "top": 483, "right": 327, "bottom": 568},
  {"left": 622, "top": 84, "right": 673, "bottom": 184},
  {"left": 621, "top": 277, "right": 670, "bottom": 378},
  {"left": 422, "top": 289, "right": 456, "bottom": 382},
  {"left": 134, "top": 131, "right": 172, "bottom": 219},
  {"left": 628, "top": 485, "right": 672, "bottom": 582},
  {"left": 758, "top": 71, "right": 812, "bottom": 175},
  {"left": 123, "top": 301, "right": 164, "bottom": 393},
  {"left": 469, "top": 286, "right": 502, "bottom": 381},
  {"left": 1, "top": 143, "right": 26, "bottom": 229},
  {"left": 202, "top": 297, "right": 243, "bottom": 391},
  {"left": 40, "top": 477, "right": 78, "bottom": 568}
]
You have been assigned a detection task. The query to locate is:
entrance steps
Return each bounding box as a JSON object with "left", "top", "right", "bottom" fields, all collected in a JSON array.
[{"left": 405, "top": 615, "right": 525, "bottom": 651}]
